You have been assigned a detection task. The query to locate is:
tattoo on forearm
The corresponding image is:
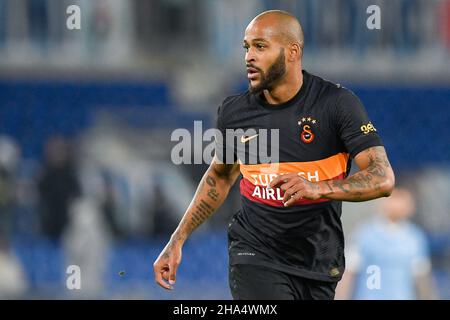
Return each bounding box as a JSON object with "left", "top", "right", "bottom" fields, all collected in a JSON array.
[
  {"left": 204, "top": 175, "right": 219, "bottom": 201},
  {"left": 332, "top": 179, "right": 350, "bottom": 194},
  {"left": 177, "top": 172, "right": 226, "bottom": 239},
  {"left": 206, "top": 175, "right": 216, "bottom": 187},
  {"left": 347, "top": 173, "right": 373, "bottom": 189},
  {"left": 323, "top": 146, "right": 392, "bottom": 200},
  {"left": 207, "top": 188, "right": 219, "bottom": 201},
  {"left": 325, "top": 181, "right": 334, "bottom": 193},
  {"left": 164, "top": 232, "right": 184, "bottom": 256},
  {"left": 187, "top": 199, "right": 215, "bottom": 231}
]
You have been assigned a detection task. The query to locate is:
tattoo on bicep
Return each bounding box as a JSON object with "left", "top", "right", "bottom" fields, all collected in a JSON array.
[{"left": 365, "top": 147, "right": 392, "bottom": 177}]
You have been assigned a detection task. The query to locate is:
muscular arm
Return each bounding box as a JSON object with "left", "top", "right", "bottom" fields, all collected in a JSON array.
[
  {"left": 153, "top": 157, "right": 240, "bottom": 289},
  {"left": 270, "top": 146, "right": 395, "bottom": 206},
  {"left": 319, "top": 146, "right": 395, "bottom": 201},
  {"left": 171, "top": 158, "right": 240, "bottom": 244}
]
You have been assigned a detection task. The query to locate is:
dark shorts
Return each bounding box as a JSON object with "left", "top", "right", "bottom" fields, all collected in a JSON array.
[{"left": 229, "top": 264, "right": 338, "bottom": 300}]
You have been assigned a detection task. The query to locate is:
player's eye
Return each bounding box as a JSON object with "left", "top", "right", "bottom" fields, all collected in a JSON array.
[
  {"left": 256, "top": 44, "right": 265, "bottom": 49},
  {"left": 243, "top": 44, "right": 249, "bottom": 52}
]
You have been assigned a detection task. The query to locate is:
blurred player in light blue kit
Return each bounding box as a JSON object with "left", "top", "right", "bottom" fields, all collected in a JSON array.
[{"left": 336, "top": 187, "right": 438, "bottom": 300}]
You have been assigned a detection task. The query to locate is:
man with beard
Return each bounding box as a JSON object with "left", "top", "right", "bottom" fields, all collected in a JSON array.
[{"left": 153, "top": 10, "right": 395, "bottom": 300}]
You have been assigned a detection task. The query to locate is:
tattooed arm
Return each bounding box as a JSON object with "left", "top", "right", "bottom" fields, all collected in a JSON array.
[
  {"left": 270, "top": 146, "right": 395, "bottom": 206},
  {"left": 153, "top": 157, "right": 240, "bottom": 289},
  {"left": 170, "top": 158, "right": 240, "bottom": 243},
  {"left": 319, "top": 146, "right": 395, "bottom": 202}
]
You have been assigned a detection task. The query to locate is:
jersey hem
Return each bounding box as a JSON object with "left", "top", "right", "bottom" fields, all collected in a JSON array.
[{"left": 229, "top": 257, "right": 343, "bottom": 283}]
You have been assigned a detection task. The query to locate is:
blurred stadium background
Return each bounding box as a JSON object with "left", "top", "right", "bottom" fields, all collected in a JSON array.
[{"left": 0, "top": 0, "right": 449, "bottom": 299}]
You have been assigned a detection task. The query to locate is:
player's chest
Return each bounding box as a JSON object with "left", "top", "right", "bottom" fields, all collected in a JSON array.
[{"left": 227, "top": 106, "right": 339, "bottom": 163}]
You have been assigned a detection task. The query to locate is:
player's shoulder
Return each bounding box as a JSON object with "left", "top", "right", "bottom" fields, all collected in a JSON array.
[
  {"left": 221, "top": 90, "right": 251, "bottom": 107},
  {"left": 310, "top": 73, "right": 366, "bottom": 121},
  {"left": 218, "top": 90, "right": 252, "bottom": 116},
  {"left": 308, "top": 71, "right": 356, "bottom": 101}
]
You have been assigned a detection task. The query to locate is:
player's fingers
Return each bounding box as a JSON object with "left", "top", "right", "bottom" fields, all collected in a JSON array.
[
  {"left": 284, "top": 190, "right": 303, "bottom": 207},
  {"left": 282, "top": 185, "right": 295, "bottom": 203},
  {"left": 154, "top": 266, "right": 172, "bottom": 290},
  {"left": 269, "top": 173, "right": 295, "bottom": 188},
  {"left": 168, "top": 261, "right": 179, "bottom": 285},
  {"left": 297, "top": 173, "right": 310, "bottom": 182},
  {"left": 279, "top": 178, "right": 298, "bottom": 192},
  {"left": 283, "top": 185, "right": 301, "bottom": 203},
  {"left": 268, "top": 175, "right": 282, "bottom": 188}
]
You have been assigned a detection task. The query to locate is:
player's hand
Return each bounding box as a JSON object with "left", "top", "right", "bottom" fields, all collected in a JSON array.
[
  {"left": 269, "top": 173, "right": 322, "bottom": 207},
  {"left": 153, "top": 240, "right": 182, "bottom": 290}
]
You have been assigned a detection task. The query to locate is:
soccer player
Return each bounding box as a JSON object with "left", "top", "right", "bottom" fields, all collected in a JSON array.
[
  {"left": 335, "top": 188, "right": 437, "bottom": 300},
  {"left": 153, "top": 10, "right": 395, "bottom": 300}
]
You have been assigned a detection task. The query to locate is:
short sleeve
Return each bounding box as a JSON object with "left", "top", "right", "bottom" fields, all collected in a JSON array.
[{"left": 335, "top": 89, "right": 383, "bottom": 158}]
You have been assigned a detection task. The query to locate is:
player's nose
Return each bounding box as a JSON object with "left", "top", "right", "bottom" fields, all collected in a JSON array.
[{"left": 245, "top": 48, "right": 256, "bottom": 64}]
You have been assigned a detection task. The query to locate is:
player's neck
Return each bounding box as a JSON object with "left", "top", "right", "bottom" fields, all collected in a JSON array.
[{"left": 262, "top": 68, "right": 303, "bottom": 105}]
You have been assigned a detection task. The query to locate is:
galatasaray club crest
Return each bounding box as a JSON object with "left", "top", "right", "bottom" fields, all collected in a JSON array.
[{"left": 298, "top": 116, "right": 317, "bottom": 144}]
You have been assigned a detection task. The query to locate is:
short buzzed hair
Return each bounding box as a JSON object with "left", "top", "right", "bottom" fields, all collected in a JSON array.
[{"left": 251, "top": 10, "right": 304, "bottom": 49}]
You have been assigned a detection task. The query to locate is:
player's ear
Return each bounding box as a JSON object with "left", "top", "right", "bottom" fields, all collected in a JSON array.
[{"left": 288, "top": 43, "right": 301, "bottom": 62}]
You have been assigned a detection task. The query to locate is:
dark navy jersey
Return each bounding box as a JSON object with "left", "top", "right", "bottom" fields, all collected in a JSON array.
[{"left": 216, "top": 70, "right": 383, "bottom": 282}]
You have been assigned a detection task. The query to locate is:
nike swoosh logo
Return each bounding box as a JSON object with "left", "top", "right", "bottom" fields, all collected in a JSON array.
[{"left": 240, "top": 134, "right": 259, "bottom": 143}]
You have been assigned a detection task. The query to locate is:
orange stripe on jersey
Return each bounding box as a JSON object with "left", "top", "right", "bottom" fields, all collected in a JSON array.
[
  {"left": 238, "top": 153, "right": 349, "bottom": 207},
  {"left": 239, "top": 152, "right": 349, "bottom": 185},
  {"left": 240, "top": 172, "right": 345, "bottom": 207}
]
